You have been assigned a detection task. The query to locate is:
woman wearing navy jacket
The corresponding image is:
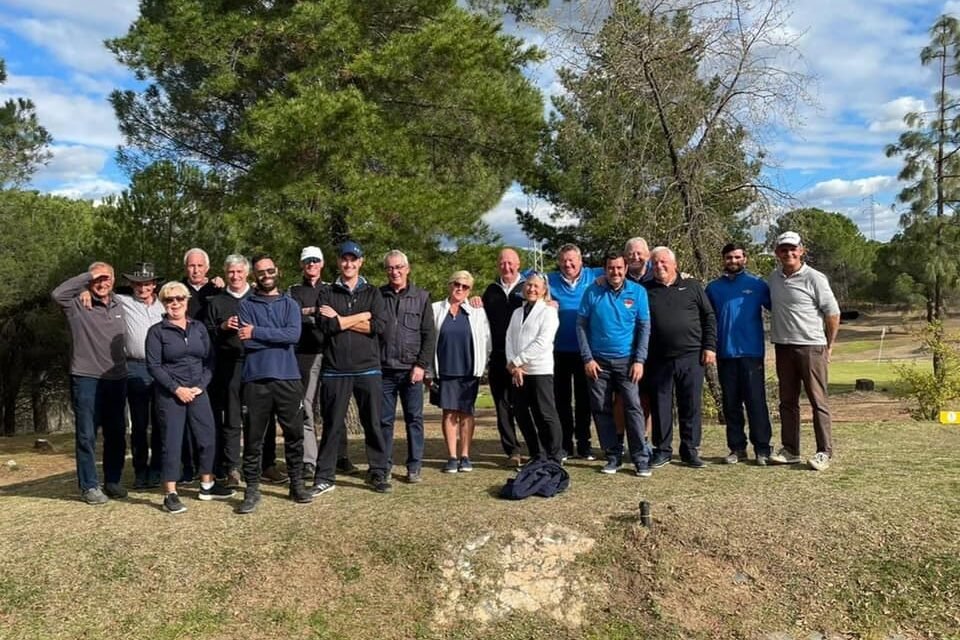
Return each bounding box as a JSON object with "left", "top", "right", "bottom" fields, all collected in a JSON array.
[
  {"left": 505, "top": 273, "right": 563, "bottom": 462},
  {"left": 146, "top": 281, "right": 234, "bottom": 513}
]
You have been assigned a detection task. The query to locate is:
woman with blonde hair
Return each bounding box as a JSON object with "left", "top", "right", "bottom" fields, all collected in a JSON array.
[
  {"left": 431, "top": 271, "right": 491, "bottom": 473},
  {"left": 146, "top": 281, "right": 234, "bottom": 513},
  {"left": 505, "top": 272, "right": 563, "bottom": 462}
]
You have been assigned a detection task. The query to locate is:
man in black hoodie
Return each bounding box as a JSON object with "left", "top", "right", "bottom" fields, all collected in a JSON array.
[
  {"left": 643, "top": 247, "right": 717, "bottom": 469},
  {"left": 313, "top": 241, "right": 391, "bottom": 495}
]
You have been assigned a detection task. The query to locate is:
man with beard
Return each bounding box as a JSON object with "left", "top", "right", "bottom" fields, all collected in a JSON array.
[
  {"left": 312, "top": 241, "right": 392, "bottom": 495},
  {"left": 235, "top": 255, "right": 313, "bottom": 513},
  {"left": 202, "top": 254, "right": 254, "bottom": 487},
  {"left": 705, "top": 243, "right": 773, "bottom": 466}
]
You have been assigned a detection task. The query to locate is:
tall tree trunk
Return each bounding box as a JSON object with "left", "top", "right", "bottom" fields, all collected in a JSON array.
[{"left": 31, "top": 373, "right": 49, "bottom": 434}]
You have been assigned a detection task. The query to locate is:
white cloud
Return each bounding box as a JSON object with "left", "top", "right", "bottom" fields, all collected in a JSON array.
[
  {"left": 49, "top": 178, "right": 125, "bottom": 201},
  {"left": 802, "top": 175, "right": 898, "bottom": 200},
  {"left": 0, "top": 74, "right": 121, "bottom": 148},
  {"left": 482, "top": 184, "right": 557, "bottom": 247},
  {"left": 33, "top": 145, "right": 109, "bottom": 182},
  {"left": 0, "top": 0, "right": 138, "bottom": 33},
  {"left": 867, "top": 96, "right": 926, "bottom": 133},
  {"left": 11, "top": 18, "right": 125, "bottom": 75}
]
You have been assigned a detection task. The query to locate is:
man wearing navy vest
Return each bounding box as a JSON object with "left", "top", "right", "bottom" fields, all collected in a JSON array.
[{"left": 705, "top": 243, "right": 772, "bottom": 465}]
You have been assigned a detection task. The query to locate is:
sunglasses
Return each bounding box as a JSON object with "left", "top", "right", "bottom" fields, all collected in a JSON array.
[
  {"left": 450, "top": 282, "right": 471, "bottom": 290},
  {"left": 302, "top": 258, "right": 322, "bottom": 265},
  {"left": 255, "top": 268, "right": 278, "bottom": 276},
  {"left": 163, "top": 295, "right": 187, "bottom": 303}
]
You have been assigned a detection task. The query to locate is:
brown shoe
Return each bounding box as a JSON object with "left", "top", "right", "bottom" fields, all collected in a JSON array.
[{"left": 260, "top": 465, "right": 289, "bottom": 484}]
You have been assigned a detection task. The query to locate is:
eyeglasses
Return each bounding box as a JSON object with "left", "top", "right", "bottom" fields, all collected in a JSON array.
[
  {"left": 385, "top": 265, "right": 406, "bottom": 272},
  {"left": 255, "top": 268, "right": 278, "bottom": 276},
  {"left": 163, "top": 295, "right": 187, "bottom": 303},
  {"left": 302, "top": 258, "right": 322, "bottom": 265},
  {"left": 450, "top": 282, "right": 471, "bottom": 290}
]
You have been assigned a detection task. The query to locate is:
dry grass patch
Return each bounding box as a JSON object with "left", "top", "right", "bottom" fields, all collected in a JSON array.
[{"left": 1, "top": 413, "right": 958, "bottom": 640}]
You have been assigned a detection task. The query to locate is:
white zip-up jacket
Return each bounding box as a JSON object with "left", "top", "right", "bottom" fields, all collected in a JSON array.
[
  {"left": 505, "top": 299, "right": 559, "bottom": 376},
  {"left": 432, "top": 298, "right": 491, "bottom": 378}
]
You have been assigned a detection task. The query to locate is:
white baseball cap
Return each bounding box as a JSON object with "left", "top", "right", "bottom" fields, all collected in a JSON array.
[
  {"left": 300, "top": 246, "right": 324, "bottom": 262},
  {"left": 776, "top": 231, "right": 802, "bottom": 247}
]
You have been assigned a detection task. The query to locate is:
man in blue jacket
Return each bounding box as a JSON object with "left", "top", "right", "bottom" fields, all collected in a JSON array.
[
  {"left": 235, "top": 254, "right": 313, "bottom": 514},
  {"left": 576, "top": 252, "right": 652, "bottom": 477},
  {"left": 705, "top": 243, "right": 773, "bottom": 465}
]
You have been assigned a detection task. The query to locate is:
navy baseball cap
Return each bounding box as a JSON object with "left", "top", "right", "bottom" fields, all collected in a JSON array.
[{"left": 338, "top": 240, "right": 363, "bottom": 258}]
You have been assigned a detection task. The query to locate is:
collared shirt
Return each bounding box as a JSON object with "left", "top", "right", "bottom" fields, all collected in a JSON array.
[
  {"left": 576, "top": 278, "right": 650, "bottom": 362},
  {"left": 767, "top": 264, "right": 840, "bottom": 345},
  {"left": 117, "top": 294, "right": 165, "bottom": 359},
  {"left": 705, "top": 270, "right": 770, "bottom": 359},
  {"left": 498, "top": 276, "right": 523, "bottom": 297}
]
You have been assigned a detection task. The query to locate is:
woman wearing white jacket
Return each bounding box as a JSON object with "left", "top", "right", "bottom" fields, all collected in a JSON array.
[
  {"left": 505, "top": 273, "right": 563, "bottom": 462},
  {"left": 432, "top": 270, "right": 492, "bottom": 473}
]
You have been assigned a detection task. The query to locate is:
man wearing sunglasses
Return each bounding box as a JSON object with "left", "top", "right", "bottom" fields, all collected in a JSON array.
[{"left": 235, "top": 255, "right": 313, "bottom": 514}]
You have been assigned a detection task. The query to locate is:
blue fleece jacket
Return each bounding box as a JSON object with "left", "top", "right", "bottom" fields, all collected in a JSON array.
[
  {"left": 576, "top": 279, "right": 650, "bottom": 362},
  {"left": 237, "top": 292, "right": 301, "bottom": 382},
  {"left": 547, "top": 266, "right": 603, "bottom": 353},
  {"left": 705, "top": 270, "right": 770, "bottom": 359}
]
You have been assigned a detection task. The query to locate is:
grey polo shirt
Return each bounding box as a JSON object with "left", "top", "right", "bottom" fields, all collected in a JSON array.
[
  {"left": 767, "top": 264, "right": 840, "bottom": 345},
  {"left": 118, "top": 294, "right": 164, "bottom": 359}
]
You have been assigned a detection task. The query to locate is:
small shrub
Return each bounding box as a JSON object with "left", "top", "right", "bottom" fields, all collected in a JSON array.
[{"left": 895, "top": 321, "right": 960, "bottom": 420}]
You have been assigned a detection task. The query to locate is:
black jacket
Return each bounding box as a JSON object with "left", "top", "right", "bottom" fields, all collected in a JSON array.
[
  {"left": 182, "top": 278, "right": 223, "bottom": 320},
  {"left": 643, "top": 276, "right": 717, "bottom": 361},
  {"left": 379, "top": 283, "right": 435, "bottom": 371},
  {"left": 481, "top": 278, "right": 526, "bottom": 358},
  {"left": 145, "top": 318, "right": 214, "bottom": 394},
  {"left": 317, "top": 278, "right": 386, "bottom": 373},
  {"left": 201, "top": 288, "right": 252, "bottom": 359},
  {"left": 288, "top": 278, "right": 326, "bottom": 354}
]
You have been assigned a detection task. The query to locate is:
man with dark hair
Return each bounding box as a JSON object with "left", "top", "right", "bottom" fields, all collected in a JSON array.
[
  {"left": 547, "top": 243, "right": 601, "bottom": 460},
  {"left": 767, "top": 232, "right": 840, "bottom": 471},
  {"left": 706, "top": 243, "right": 773, "bottom": 465},
  {"left": 235, "top": 254, "right": 313, "bottom": 514},
  {"left": 576, "top": 252, "right": 652, "bottom": 477},
  {"left": 379, "top": 250, "right": 436, "bottom": 484},
  {"left": 312, "top": 241, "right": 392, "bottom": 496},
  {"left": 52, "top": 262, "right": 129, "bottom": 504},
  {"left": 644, "top": 246, "right": 717, "bottom": 469}
]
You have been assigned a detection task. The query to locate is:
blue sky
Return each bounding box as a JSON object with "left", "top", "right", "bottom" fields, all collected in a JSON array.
[{"left": 2, "top": 0, "right": 959, "bottom": 247}]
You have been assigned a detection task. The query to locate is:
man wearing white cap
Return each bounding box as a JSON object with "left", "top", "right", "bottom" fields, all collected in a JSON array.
[
  {"left": 288, "top": 246, "right": 351, "bottom": 478},
  {"left": 767, "top": 231, "right": 840, "bottom": 471}
]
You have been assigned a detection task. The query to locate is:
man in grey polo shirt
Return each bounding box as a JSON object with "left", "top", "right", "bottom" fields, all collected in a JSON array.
[{"left": 767, "top": 231, "right": 840, "bottom": 471}]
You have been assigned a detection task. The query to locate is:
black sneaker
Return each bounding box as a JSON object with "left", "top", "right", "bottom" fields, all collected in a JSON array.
[
  {"left": 163, "top": 492, "right": 187, "bottom": 514},
  {"left": 367, "top": 473, "right": 392, "bottom": 494},
  {"left": 683, "top": 452, "right": 706, "bottom": 468},
  {"left": 302, "top": 463, "right": 316, "bottom": 480},
  {"left": 336, "top": 457, "right": 360, "bottom": 475},
  {"left": 235, "top": 487, "right": 261, "bottom": 515},
  {"left": 289, "top": 483, "right": 314, "bottom": 504},
  {"left": 103, "top": 482, "right": 128, "bottom": 499},
  {"left": 650, "top": 454, "right": 671, "bottom": 469},
  {"left": 198, "top": 483, "right": 235, "bottom": 501},
  {"left": 311, "top": 481, "right": 335, "bottom": 497}
]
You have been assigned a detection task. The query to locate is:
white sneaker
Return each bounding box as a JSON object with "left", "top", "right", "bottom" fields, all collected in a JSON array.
[
  {"left": 808, "top": 451, "right": 831, "bottom": 471},
  {"left": 769, "top": 447, "right": 801, "bottom": 464}
]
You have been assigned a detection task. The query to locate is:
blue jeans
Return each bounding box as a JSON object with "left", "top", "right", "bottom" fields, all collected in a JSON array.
[
  {"left": 717, "top": 357, "right": 772, "bottom": 455},
  {"left": 71, "top": 375, "right": 127, "bottom": 490},
  {"left": 127, "top": 361, "right": 161, "bottom": 475},
  {"left": 380, "top": 369, "right": 425, "bottom": 472},
  {"left": 586, "top": 357, "right": 648, "bottom": 464}
]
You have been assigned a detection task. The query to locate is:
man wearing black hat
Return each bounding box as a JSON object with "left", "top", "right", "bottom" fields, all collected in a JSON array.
[
  {"left": 312, "top": 240, "right": 392, "bottom": 495},
  {"left": 118, "top": 263, "right": 166, "bottom": 488}
]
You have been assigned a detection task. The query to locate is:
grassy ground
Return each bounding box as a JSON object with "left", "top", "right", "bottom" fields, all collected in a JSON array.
[{"left": 1, "top": 415, "right": 958, "bottom": 640}]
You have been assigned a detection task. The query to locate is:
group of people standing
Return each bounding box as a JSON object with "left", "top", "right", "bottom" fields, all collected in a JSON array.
[{"left": 54, "top": 230, "right": 839, "bottom": 513}]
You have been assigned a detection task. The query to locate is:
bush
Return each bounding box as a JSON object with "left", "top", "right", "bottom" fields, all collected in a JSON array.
[{"left": 895, "top": 322, "right": 960, "bottom": 420}]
